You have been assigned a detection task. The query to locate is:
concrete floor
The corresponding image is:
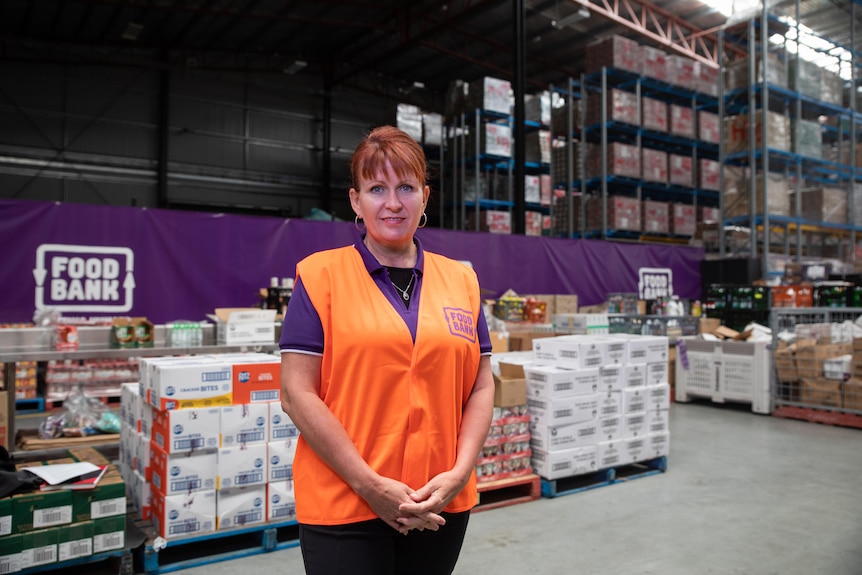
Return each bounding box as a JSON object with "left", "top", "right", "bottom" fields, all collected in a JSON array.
[{"left": 164, "top": 401, "right": 862, "bottom": 575}]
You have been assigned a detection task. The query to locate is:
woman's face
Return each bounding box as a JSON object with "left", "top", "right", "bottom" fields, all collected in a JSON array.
[{"left": 350, "top": 159, "right": 429, "bottom": 249}]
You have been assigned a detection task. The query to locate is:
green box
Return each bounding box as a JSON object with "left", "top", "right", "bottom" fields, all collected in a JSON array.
[
  {"left": 0, "top": 533, "right": 23, "bottom": 574},
  {"left": 0, "top": 496, "right": 12, "bottom": 536},
  {"left": 93, "top": 515, "right": 125, "bottom": 554},
  {"left": 89, "top": 474, "right": 127, "bottom": 519},
  {"left": 12, "top": 490, "right": 72, "bottom": 534},
  {"left": 57, "top": 521, "right": 94, "bottom": 562},
  {"left": 21, "top": 527, "right": 59, "bottom": 569}
]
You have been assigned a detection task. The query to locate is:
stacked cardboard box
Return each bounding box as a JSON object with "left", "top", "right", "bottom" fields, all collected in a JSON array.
[
  {"left": 551, "top": 139, "right": 583, "bottom": 186},
  {"left": 586, "top": 142, "right": 640, "bottom": 179},
  {"left": 525, "top": 130, "right": 551, "bottom": 164},
  {"left": 478, "top": 364, "right": 532, "bottom": 483},
  {"left": 525, "top": 211, "right": 543, "bottom": 236},
  {"left": 669, "top": 154, "right": 693, "bottom": 188},
  {"left": 643, "top": 200, "right": 670, "bottom": 235},
  {"left": 467, "top": 76, "right": 512, "bottom": 115},
  {"left": 465, "top": 122, "right": 512, "bottom": 158},
  {"left": 698, "top": 158, "right": 720, "bottom": 191},
  {"left": 468, "top": 210, "right": 512, "bottom": 234},
  {"left": 639, "top": 46, "right": 668, "bottom": 82},
  {"left": 396, "top": 103, "right": 423, "bottom": 143},
  {"left": 586, "top": 89, "right": 638, "bottom": 126},
  {"left": 585, "top": 35, "right": 640, "bottom": 74},
  {"left": 820, "top": 70, "right": 844, "bottom": 106},
  {"left": 671, "top": 203, "right": 697, "bottom": 236},
  {"left": 696, "top": 62, "right": 719, "bottom": 97},
  {"left": 525, "top": 334, "right": 670, "bottom": 480},
  {"left": 792, "top": 187, "right": 847, "bottom": 224},
  {"left": 524, "top": 91, "right": 551, "bottom": 126},
  {"left": 585, "top": 195, "right": 641, "bottom": 232},
  {"left": 669, "top": 105, "right": 695, "bottom": 138},
  {"left": 120, "top": 353, "right": 298, "bottom": 540},
  {"left": 642, "top": 97, "right": 668, "bottom": 132},
  {"left": 791, "top": 56, "right": 822, "bottom": 100},
  {"left": 723, "top": 168, "right": 792, "bottom": 218},
  {"left": 698, "top": 111, "right": 720, "bottom": 144},
  {"left": 794, "top": 119, "right": 822, "bottom": 159},
  {"left": 724, "top": 53, "right": 787, "bottom": 91},
  {"left": 642, "top": 148, "right": 668, "bottom": 183},
  {"left": 667, "top": 55, "right": 697, "bottom": 92},
  {"left": 723, "top": 111, "right": 790, "bottom": 155},
  {"left": 1, "top": 449, "right": 125, "bottom": 571}
]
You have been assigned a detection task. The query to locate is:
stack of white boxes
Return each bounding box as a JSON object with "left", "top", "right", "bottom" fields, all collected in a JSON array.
[
  {"left": 525, "top": 334, "right": 671, "bottom": 480},
  {"left": 119, "top": 352, "right": 299, "bottom": 540}
]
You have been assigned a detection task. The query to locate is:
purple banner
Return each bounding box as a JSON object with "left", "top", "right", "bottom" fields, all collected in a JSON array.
[{"left": 0, "top": 199, "right": 703, "bottom": 324}]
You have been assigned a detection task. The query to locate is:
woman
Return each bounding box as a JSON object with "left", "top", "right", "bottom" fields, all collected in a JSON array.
[{"left": 279, "top": 125, "right": 495, "bottom": 575}]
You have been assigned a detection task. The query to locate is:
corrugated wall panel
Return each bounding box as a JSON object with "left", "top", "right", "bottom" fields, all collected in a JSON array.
[
  {"left": 65, "top": 119, "right": 158, "bottom": 159},
  {"left": 169, "top": 133, "right": 245, "bottom": 169},
  {"left": 0, "top": 109, "right": 64, "bottom": 149},
  {"left": 171, "top": 97, "right": 244, "bottom": 136}
]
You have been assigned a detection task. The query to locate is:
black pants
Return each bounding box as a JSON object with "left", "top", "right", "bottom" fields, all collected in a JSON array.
[{"left": 299, "top": 511, "right": 470, "bottom": 575}]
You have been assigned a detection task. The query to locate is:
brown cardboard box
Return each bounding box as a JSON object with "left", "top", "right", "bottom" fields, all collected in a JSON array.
[
  {"left": 489, "top": 331, "right": 509, "bottom": 354},
  {"left": 800, "top": 377, "right": 841, "bottom": 408},
  {"left": 493, "top": 363, "right": 527, "bottom": 407},
  {"left": 668, "top": 346, "right": 677, "bottom": 391},
  {"left": 774, "top": 348, "right": 797, "bottom": 382},
  {"left": 555, "top": 295, "right": 578, "bottom": 314},
  {"left": 843, "top": 378, "right": 862, "bottom": 411},
  {"left": 699, "top": 318, "right": 721, "bottom": 335},
  {"left": 508, "top": 332, "right": 554, "bottom": 352}
]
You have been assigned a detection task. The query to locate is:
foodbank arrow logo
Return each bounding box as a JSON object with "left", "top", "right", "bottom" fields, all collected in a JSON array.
[{"left": 33, "top": 243, "right": 136, "bottom": 313}]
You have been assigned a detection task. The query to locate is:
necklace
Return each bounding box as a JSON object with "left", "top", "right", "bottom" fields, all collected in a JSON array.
[{"left": 391, "top": 273, "right": 414, "bottom": 301}]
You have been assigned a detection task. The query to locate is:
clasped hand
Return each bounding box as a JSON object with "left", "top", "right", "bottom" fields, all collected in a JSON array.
[{"left": 364, "top": 471, "right": 464, "bottom": 535}]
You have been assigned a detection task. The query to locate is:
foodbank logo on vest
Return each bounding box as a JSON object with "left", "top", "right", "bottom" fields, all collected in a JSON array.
[
  {"left": 33, "top": 243, "right": 136, "bottom": 313},
  {"left": 444, "top": 307, "right": 476, "bottom": 343}
]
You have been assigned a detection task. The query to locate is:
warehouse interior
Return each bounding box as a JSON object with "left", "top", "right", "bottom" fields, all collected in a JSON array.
[{"left": 2, "top": 0, "right": 862, "bottom": 574}]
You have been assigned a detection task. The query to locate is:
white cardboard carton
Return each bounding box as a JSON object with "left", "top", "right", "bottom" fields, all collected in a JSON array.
[
  {"left": 269, "top": 402, "right": 300, "bottom": 442},
  {"left": 529, "top": 419, "right": 599, "bottom": 451},
  {"left": 267, "top": 481, "right": 297, "bottom": 523},
  {"left": 217, "top": 443, "right": 268, "bottom": 489},
  {"left": 149, "top": 445, "right": 217, "bottom": 496},
  {"left": 151, "top": 407, "right": 221, "bottom": 453},
  {"left": 214, "top": 308, "right": 277, "bottom": 345},
  {"left": 216, "top": 485, "right": 267, "bottom": 530},
  {"left": 531, "top": 445, "right": 598, "bottom": 480},
  {"left": 220, "top": 403, "right": 270, "bottom": 447},
  {"left": 267, "top": 440, "right": 297, "bottom": 483},
  {"left": 151, "top": 489, "right": 216, "bottom": 540}
]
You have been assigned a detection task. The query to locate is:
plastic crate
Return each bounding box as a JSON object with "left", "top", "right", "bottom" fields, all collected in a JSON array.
[{"left": 675, "top": 337, "right": 772, "bottom": 414}]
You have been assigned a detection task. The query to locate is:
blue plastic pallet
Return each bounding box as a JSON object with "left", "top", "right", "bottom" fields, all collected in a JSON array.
[
  {"left": 138, "top": 519, "right": 300, "bottom": 574},
  {"left": 541, "top": 456, "right": 667, "bottom": 498},
  {"left": 15, "top": 397, "right": 45, "bottom": 414}
]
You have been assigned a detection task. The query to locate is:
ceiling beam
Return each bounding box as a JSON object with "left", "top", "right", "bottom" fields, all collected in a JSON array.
[{"left": 568, "top": 0, "right": 744, "bottom": 67}]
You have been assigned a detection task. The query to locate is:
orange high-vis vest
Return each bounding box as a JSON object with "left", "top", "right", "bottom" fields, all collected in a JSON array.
[{"left": 293, "top": 245, "right": 483, "bottom": 525}]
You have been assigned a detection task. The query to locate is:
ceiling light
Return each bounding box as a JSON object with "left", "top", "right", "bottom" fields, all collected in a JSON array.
[
  {"left": 282, "top": 60, "right": 307, "bottom": 75},
  {"left": 122, "top": 22, "right": 143, "bottom": 41}
]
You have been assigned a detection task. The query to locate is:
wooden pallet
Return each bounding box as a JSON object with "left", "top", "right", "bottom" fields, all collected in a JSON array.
[
  {"left": 474, "top": 473, "right": 541, "bottom": 512},
  {"left": 541, "top": 456, "right": 667, "bottom": 498},
  {"left": 772, "top": 406, "right": 862, "bottom": 430},
  {"left": 136, "top": 519, "right": 299, "bottom": 574}
]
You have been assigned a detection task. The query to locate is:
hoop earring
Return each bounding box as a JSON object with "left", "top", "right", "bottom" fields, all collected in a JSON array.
[
  {"left": 354, "top": 215, "right": 365, "bottom": 232},
  {"left": 418, "top": 212, "right": 428, "bottom": 229}
]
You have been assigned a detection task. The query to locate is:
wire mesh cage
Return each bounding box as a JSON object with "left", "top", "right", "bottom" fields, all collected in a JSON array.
[{"left": 770, "top": 308, "right": 862, "bottom": 417}]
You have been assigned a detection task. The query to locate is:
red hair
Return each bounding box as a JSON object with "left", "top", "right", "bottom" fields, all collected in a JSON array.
[{"left": 350, "top": 126, "right": 427, "bottom": 189}]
